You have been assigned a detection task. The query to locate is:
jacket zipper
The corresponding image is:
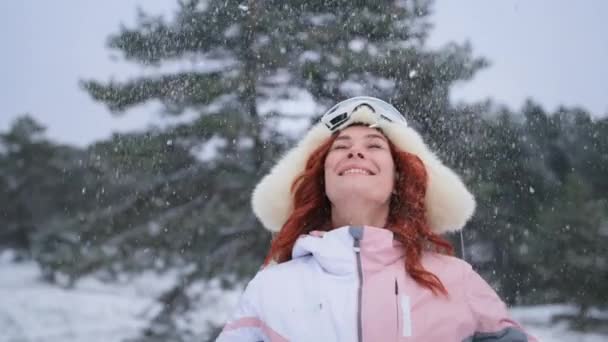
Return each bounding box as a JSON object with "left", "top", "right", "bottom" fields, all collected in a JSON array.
[
  {"left": 353, "top": 230, "right": 363, "bottom": 342},
  {"left": 395, "top": 278, "right": 400, "bottom": 339}
]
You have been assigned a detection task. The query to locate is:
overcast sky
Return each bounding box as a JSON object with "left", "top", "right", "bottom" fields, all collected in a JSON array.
[{"left": 2, "top": 0, "right": 607, "bottom": 147}]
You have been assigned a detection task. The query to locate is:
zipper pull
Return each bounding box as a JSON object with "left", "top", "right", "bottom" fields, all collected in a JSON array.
[
  {"left": 394, "top": 278, "right": 399, "bottom": 295},
  {"left": 349, "top": 226, "right": 363, "bottom": 253}
]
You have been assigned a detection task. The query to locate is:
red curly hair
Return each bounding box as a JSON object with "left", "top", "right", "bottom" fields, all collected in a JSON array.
[{"left": 263, "top": 128, "right": 454, "bottom": 296}]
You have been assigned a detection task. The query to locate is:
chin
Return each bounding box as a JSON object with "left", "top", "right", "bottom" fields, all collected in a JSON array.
[{"left": 329, "top": 185, "right": 390, "bottom": 203}]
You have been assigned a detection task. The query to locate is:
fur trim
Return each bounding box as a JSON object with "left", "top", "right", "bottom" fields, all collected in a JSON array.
[{"left": 251, "top": 107, "right": 476, "bottom": 234}]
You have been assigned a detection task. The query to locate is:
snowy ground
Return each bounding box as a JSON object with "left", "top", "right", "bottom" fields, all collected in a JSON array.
[{"left": 0, "top": 250, "right": 605, "bottom": 342}]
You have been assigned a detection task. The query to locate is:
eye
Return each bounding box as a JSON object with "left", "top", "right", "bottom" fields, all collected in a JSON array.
[
  {"left": 368, "top": 144, "right": 384, "bottom": 149},
  {"left": 332, "top": 145, "right": 348, "bottom": 150}
]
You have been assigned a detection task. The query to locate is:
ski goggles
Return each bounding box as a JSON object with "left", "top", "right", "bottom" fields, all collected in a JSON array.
[{"left": 320, "top": 96, "right": 408, "bottom": 132}]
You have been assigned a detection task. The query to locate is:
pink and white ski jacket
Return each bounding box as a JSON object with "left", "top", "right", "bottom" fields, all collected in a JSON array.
[{"left": 217, "top": 226, "right": 536, "bottom": 341}]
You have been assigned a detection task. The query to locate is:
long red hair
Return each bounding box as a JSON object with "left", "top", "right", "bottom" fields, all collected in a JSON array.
[{"left": 263, "top": 129, "right": 454, "bottom": 296}]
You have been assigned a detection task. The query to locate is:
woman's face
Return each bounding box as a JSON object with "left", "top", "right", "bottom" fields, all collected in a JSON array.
[{"left": 324, "top": 125, "right": 395, "bottom": 207}]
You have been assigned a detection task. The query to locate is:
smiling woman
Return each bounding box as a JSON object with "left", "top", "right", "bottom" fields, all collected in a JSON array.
[
  {"left": 324, "top": 126, "right": 396, "bottom": 231},
  {"left": 216, "top": 97, "right": 537, "bottom": 341}
]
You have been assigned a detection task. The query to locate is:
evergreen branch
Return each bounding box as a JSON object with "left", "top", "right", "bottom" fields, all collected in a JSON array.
[{"left": 81, "top": 72, "right": 231, "bottom": 113}]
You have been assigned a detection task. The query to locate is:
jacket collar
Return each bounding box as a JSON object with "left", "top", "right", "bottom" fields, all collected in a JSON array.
[{"left": 291, "top": 225, "right": 405, "bottom": 276}]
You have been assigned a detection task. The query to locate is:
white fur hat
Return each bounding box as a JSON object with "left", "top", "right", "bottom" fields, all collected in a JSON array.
[{"left": 252, "top": 97, "right": 476, "bottom": 234}]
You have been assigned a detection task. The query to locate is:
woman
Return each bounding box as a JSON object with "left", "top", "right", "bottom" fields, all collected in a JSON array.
[{"left": 217, "top": 97, "right": 536, "bottom": 341}]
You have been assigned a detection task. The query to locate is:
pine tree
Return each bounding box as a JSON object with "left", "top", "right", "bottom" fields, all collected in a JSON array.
[
  {"left": 532, "top": 174, "right": 608, "bottom": 329},
  {"left": 522, "top": 107, "right": 608, "bottom": 328},
  {"left": 0, "top": 116, "right": 88, "bottom": 266},
  {"left": 460, "top": 106, "right": 546, "bottom": 305},
  {"left": 73, "top": 0, "right": 485, "bottom": 339}
]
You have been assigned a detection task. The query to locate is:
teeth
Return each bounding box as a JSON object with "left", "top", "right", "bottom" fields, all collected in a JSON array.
[{"left": 342, "top": 168, "right": 371, "bottom": 175}]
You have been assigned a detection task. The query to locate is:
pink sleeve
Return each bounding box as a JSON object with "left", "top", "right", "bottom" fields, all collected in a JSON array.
[{"left": 464, "top": 265, "right": 538, "bottom": 342}]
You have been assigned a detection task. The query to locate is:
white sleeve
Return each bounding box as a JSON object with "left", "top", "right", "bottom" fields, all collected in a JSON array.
[{"left": 215, "top": 272, "right": 282, "bottom": 342}]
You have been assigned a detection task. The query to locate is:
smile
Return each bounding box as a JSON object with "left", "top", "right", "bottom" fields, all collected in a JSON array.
[{"left": 339, "top": 168, "right": 374, "bottom": 176}]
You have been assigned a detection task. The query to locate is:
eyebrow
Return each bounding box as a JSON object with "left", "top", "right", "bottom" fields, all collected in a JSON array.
[{"left": 335, "top": 134, "right": 388, "bottom": 142}]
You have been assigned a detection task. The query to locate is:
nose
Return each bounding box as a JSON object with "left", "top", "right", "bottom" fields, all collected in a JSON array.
[{"left": 347, "top": 152, "right": 365, "bottom": 159}]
